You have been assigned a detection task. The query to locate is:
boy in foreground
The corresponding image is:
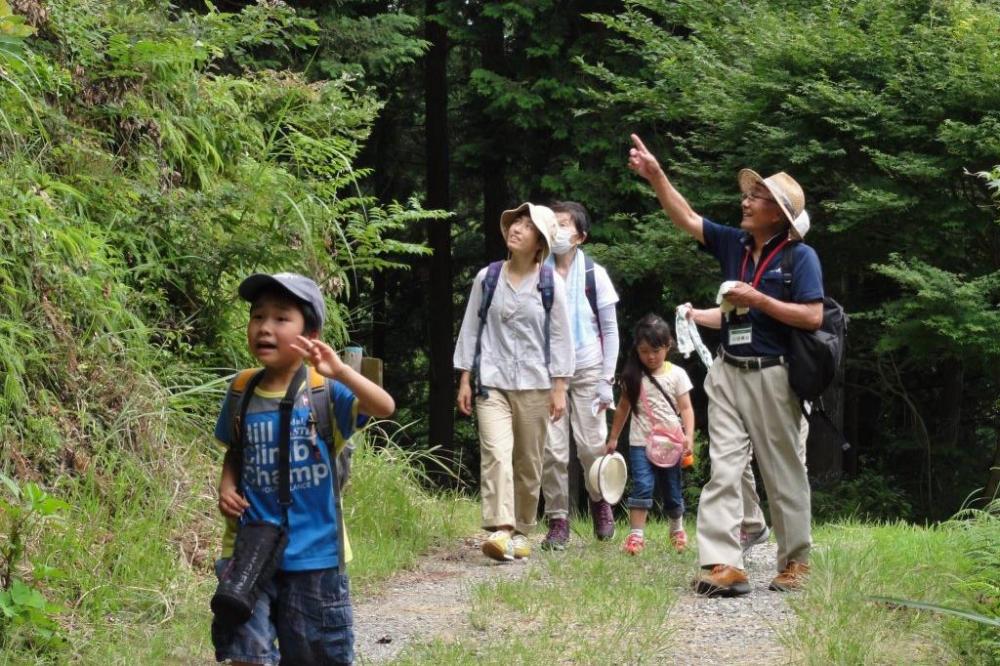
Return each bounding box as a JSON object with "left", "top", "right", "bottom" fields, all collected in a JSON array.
[{"left": 213, "top": 272, "right": 394, "bottom": 665}]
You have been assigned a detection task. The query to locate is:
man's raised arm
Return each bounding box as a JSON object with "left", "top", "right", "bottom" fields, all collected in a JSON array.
[{"left": 628, "top": 133, "right": 705, "bottom": 244}]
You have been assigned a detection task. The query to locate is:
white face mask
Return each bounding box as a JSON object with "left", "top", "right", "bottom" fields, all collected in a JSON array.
[{"left": 550, "top": 228, "right": 575, "bottom": 255}]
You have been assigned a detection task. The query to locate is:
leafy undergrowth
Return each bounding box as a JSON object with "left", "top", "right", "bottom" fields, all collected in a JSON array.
[
  {"left": 0, "top": 419, "right": 477, "bottom": 665},
  {"left": 342, "top": 436, "right": 479, "bottom": 594},
  {"left": 0, "top": 0, "right": 437, "bottom": 663}
]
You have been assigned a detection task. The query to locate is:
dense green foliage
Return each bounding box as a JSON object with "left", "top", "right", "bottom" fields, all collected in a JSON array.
[
  {"left": 576, "top": 0, "right": 1000, "bottom": 519},
  {"left": 0, "top": 0, "right": 433, "bottom": 459},
  {"left": 0, "top": 0, "right": 445, "bottom": 659},
  {"left": 1, "top": 0, "right": 998, "bottom": 660},
  {"left": 348, "top": 0, "right": 999, "bottom": 525},
  {"left": 361, "top": 0, "right": 1000, "bottom": 520}
]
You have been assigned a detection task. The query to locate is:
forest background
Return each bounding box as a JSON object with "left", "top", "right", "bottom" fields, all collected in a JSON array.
[{"left": 0, "top": 0, "right": 997, "bottom": 661}]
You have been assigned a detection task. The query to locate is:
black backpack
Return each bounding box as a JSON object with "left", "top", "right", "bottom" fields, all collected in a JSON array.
[
  {"left": 781, "top": 244, "right": 847, "bottom": 403},
  {"left": 583, "top": 255, "right": 601, "bottom": 341}
]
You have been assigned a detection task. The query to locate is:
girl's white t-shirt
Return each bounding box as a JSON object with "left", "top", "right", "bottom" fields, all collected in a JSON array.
[{"left": 628, "top": 362, "right": 694, "bottom": 448}]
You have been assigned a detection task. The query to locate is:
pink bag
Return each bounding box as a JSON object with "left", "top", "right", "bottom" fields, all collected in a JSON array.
[
  {"left": 645, "top": 424, "right": 685, "bottom": 468},
  {"left": 640, "top": 384, "right": 685, "bottom": 468}
]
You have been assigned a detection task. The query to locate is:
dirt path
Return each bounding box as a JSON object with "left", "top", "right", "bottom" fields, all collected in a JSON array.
[
  {"left": 352, "top": 535, "right": 533, "bottom": 664},
  {"left": 353, "top": 534, "right": 795, "bottom": 665},
  {"left": 666, "top": 542, "right": 795, "bottom": 665}
]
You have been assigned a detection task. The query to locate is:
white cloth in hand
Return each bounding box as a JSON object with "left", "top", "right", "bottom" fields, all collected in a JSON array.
[
  {"left": 592, "top": 380, "right": 615, "bottom": 415},
  {"left": 716, "top": 281, "right": 749, "bottom": 315},
  {"left": 675, "top": 305, "right": 714, "bottom": 370}
]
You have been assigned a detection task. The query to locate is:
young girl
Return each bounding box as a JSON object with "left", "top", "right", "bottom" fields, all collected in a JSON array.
[
  {"left": 606, "top": 314, "right": 695, "bottom": 555},
  {"left": 453, "top": 203, "right": 574, "bottom": 562}
]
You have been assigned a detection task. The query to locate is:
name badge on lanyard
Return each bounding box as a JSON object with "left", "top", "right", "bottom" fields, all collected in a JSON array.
[
  {"left": 730, "top": 238, "right": 790, "bottom": 349},
  {"left": 728, "top": 323, "right": 752, "bottom": 346}
]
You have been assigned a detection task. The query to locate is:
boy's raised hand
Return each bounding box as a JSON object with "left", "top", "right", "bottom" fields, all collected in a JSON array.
[
  {"left": 292, "top": 335, "right": 347, "bottom": 379},
  {"left": 627, "top": 133, "right": 663, "bottom": 182}
]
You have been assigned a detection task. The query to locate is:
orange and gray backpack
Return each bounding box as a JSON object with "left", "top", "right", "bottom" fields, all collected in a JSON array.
[{"left": 226, "top": 366, "right": 354, "bottom": 492}]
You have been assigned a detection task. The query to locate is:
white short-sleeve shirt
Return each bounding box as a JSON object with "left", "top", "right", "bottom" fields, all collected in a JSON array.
[{"left": 574, "top": 262, "right": 619, "bottom": 369}]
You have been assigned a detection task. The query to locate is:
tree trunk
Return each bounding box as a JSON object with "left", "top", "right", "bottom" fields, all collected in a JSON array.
[
  {"left": 940, "top": 361, "right": 963, "bottom": 449},
  {"left": 985, "top": 439, "right": 1000, "bottom": 504},
  {"left": 369, "top": 108, "right": 393, "bottom": 361},
  {"left": 480, "top": 13, "right": 508, "bottom": 262},
  {"left": 424, "top": 0, "right": 454, "bottom": 468}
]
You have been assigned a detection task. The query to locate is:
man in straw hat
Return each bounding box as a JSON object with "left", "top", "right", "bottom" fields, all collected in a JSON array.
[{"left": 628, "top": 134, "right": 822, "bottom": 596}]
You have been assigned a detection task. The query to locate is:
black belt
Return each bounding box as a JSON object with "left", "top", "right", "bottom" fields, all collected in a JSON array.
[{"left": 720, "top": 348, "right": 784, "bottom": 370}]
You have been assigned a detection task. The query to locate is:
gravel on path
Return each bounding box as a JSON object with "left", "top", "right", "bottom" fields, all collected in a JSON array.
[
  {"left": 353, "top": 535, "right": 533, "bottom": 664},
  {"left": 353, "top": 536, "right": 795, "bottom": 665},
  {"left": 666, "top": 542, "right": 795, "bottom": 666}
]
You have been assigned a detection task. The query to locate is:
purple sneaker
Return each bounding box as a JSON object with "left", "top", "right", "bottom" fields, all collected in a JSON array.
[
  {"left": 740, "top": 525, "right": 770, "bottom": 554},
  {"left": 591, "top": 500, "right": 615, "bottom": 541},
  {"left": 540, "top": 518, "right": 569, "bottom": 551}
]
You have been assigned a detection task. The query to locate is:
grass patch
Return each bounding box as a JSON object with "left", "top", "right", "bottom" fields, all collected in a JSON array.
[
  {"left": 396, "top": 517, "right": 696, "bottom": 665},
  {"left": 341, "top": 435, "right": 479, "bottom": 594},
  {"left": 388, "top": 509, "right": 997, "bottom": 665},
  {"left": 782, "top": 511, "right": 999, "bottom": 664},
  {"left": 0, "top": 417, "right": 477, "bottom": 664}
]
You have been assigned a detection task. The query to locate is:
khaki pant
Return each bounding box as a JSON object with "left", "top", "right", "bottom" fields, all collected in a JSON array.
[
  {"left": 476, "top": 388, "right": 550, "bottom": 534},
  {"left": 541, "top": 364, "right": 608, "bottom": 520},
  {"left": 741, "top": 415, "right": 809, "bottom": 533},
  {"left": 697, "top": 358, "right": 811, "bottom": 571}
]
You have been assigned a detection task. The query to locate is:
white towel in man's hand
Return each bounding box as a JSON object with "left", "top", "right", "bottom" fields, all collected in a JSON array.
[
  {"left": 716, "top": 281, "right": 749, "bottom": 315},
  {"left": 675, "top": 304, "right": 714, "bottom": 369}
]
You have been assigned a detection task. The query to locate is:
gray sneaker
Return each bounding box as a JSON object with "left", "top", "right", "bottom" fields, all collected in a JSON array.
[
  {"left": 540, "top": 518, "right": 569, "bottom": 551},
  {"left": 591, "top": 500, "right": 616, "bottom": 541},
  {"left": 740, "top": 525, "right": 770, "bottom": 553}
]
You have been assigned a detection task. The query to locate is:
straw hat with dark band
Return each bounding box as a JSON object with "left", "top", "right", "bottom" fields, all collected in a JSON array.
[
  {"left": 500, "top": 202, "right": 558, "bottom": 260},
  {"left": 738, "top": 169, "right": 811, "bottom": 240}
]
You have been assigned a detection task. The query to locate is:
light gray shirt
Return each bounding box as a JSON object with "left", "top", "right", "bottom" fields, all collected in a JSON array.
[{"left": 454, "top": 263, "right": 575, "bottom": 390}]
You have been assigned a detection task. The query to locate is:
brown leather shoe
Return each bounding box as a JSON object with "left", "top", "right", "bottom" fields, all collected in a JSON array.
[
  {"left": 693, "top": 564, "right": 751, "bottom": 597},
  {"left": 769, "top": 561, "right": 810, "bottom": 592}
]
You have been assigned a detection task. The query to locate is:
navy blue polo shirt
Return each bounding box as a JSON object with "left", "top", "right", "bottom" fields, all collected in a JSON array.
[{"left": 700, "top": 217, "right": 824, "bottom": 357}]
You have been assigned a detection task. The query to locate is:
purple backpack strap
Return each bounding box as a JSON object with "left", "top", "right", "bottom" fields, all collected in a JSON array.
[{"left": 472, "top": 261, "right": 504, "bottom": 397}]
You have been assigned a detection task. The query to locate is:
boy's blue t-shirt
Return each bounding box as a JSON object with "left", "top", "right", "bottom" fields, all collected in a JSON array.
[
  {"left": 700, "top": 217, "right": 824, "bottom": 357},
  {"left": 215, "top": 377, "right": 367, "bottom": 571}
]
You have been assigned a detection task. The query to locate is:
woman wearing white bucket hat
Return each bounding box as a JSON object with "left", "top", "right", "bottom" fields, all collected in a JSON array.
[
  {"left": 453, "top": 203, "right": 575, "bottom": 563},
  {"left": 628, "top": 134, "right": 824, "bottom": 596}
]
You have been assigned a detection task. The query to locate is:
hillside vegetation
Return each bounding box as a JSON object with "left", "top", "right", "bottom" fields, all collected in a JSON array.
[{"left": 0, "top": 1, "right": 468, "bottom": 661}]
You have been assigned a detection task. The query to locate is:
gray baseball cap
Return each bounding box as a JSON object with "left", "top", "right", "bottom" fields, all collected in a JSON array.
[{"left": 238, "top": 272, "right": 326, "bottom": 329}]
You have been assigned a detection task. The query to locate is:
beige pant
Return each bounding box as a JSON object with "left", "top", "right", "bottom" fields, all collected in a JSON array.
[
  {"left": 476, "top": 387, "right": 550, "bottom": 534},
  {"left": 541, "top": 364, "right": 608, "bottom": 519},
  {"left": 697, "top": 358, "right": 811, "bottom": 571},
  {"left": 741, "top": 415, "right": 809, "bottom": 533}
]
